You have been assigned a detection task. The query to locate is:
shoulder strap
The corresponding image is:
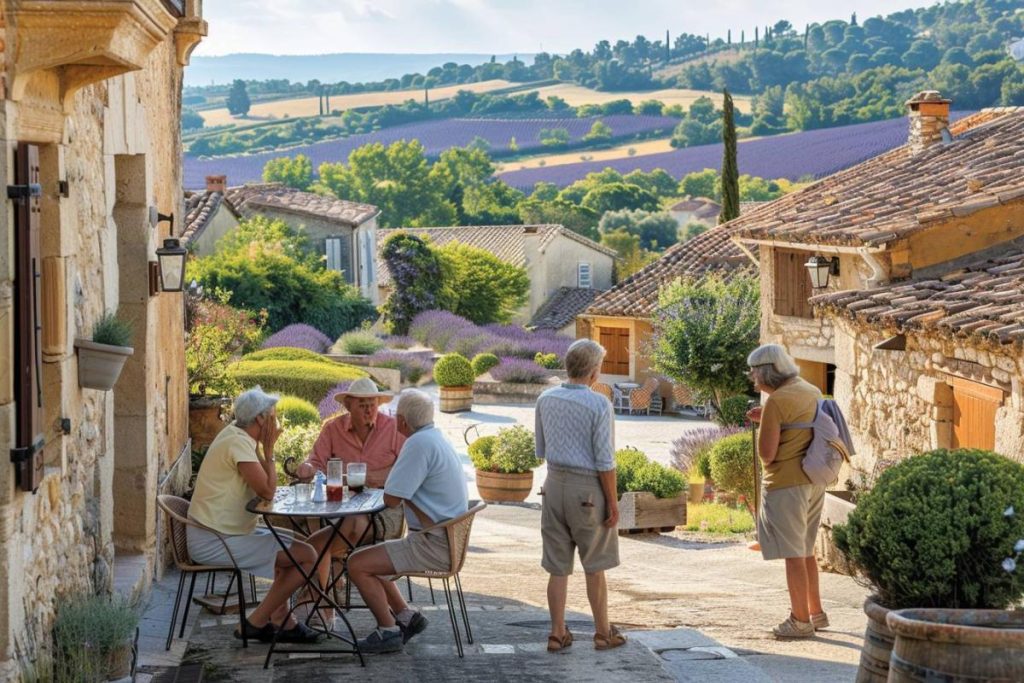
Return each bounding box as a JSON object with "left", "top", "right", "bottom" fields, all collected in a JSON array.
[{"left": 779, "top": 400, "right": 821, "bottom": 431}]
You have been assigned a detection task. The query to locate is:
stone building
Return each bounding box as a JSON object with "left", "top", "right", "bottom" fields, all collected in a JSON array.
[
  {"left": 180, "top": 174, "right": 239, "bottom": 255},
  {"left": 0, "top": 1, "right": 205, "bottom": 677}
]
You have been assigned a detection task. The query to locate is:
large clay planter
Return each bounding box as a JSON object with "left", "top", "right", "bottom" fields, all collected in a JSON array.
[
  {"left": 475, "top": 469, "right": 533, "bottom": 503},
  {"left": 886, "top": 608, "right": 1024, "bottom": 682},
  {"left": 74, "top": 339, "right": 133, "bottom": 391},
  {"left": 857, "top": 596, "right": 894, "bottom": 683},
  {"left": 439, "top": 385, "right": 473, "bottom": 413},
  {"left": 687, "top": 482, "right": 704, "bottom": 504},
  {"left": 617, "top": 491, "right": 686, "bottom": 533},
  {"left": 189, "top": 397, "right": 229, "bottom": 452}
]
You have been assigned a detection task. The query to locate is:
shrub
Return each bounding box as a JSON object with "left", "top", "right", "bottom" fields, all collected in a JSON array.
[
  {"left": 490, "top": 425, "right": 541, "bottom": 473},
  {"left": 468, "top": 435, "right": 498, "bottom": 471},
  {"left": 227, "top": 359, "right": 367, "bottom": 404},
  {"left": 694, "top": 445, "right": 714, "bottom": 480},
  {"left": 708, "top": 432, "right": 755, "bottom": 503},
  {"left": 534, "top": 352, "right": 561, "bottom": 369},
  {"left": 436, "top": 242, "right": 530, "bottom": 324},
  {"left": 332, "top": 329, "right": 385, "bottom": 355},
  {"left": 276, "top": 395, "right": 320, "bottom": 428},
  {"left": 261, "top": 324, "right": 332, "bottom": 353},
  {"left": 716, "top": 395, "right": 752, "bottom": 427},
  {"left": 490, "top": 357, "right": 551, "bottom": 384},
  {"left": 471, "top": 353, "right": 500, "bottom": 376},
  {"left": 274, "top": 422, "right": 321, "bottom": 484},
  {"left": 615, "top": 448, "right": 650, "bottom": 496},
  {"left": 380, "top": 232, "right": 447, "bottom": 335},
  {"left": 92, "top": 311, "right": 134, "bottom": 347},
  {"left": 433, "top": 353, "right": 475, "bottom": 387},
  {"left": 317, "top": 381, "right": 352, "bottom": 420},
  {"left": 384, "top": 335, "right": 416, "bottom": 349},
  {"left": 833, "top": 449, "right": 1024, "bottom": 610},
  {"left": 615, "top": 448, "right": 685, "bottom": 499},
  {"left": 368, "top": 350, "right": 433, "bottom": 384},
  {"left": 243, "top": 347, "right": 334, "bottom": 364},
  {"left": 670, "top": 426, "right": 744, "bottom": 475},
  {"left": 55, "top": 594, "right": 139, "bottom": 682}
]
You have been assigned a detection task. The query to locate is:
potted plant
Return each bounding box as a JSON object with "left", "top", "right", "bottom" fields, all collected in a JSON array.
[
  {"left": 833, "top": 449, "right": 1024, "bottom": 683},
  {"left": 54, "top": 594, "right": 139, "bottom": 681},
  {"left": 75, "top": 311, "right": 134, "bottom": 391},
  {"left": 707, "top": 432, "right": 755, "bottom": 514},
  {"left": 435, "top": 352, "right": 475, "bottom": 413},
  {"left": 615, "top": 448, "right": 687, "bottom": 533},
  {"left": 185, "top": 324, "right": 242, "bottom": 451},
  {"left": 470, "top": 426, "right": 541, "bottom": 503}
]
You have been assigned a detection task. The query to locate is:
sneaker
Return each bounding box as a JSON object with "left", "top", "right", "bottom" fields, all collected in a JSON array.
[
  {"left": 276, "top": 621, "right": 322, "bottom": 644},
  {"left": 358, "top": 628, "right": 404, "bottom": 654},
  {"left": 811, "top": 612, "right": 830, "bottom": 630},
  {"left": 234, "top": 618, "right": 276, "bottom": 643},
  {"left": 772, "top": 615, "right": 815, "bottom": 639},
  {"left": 397, "top": 611, "right": 428, "bottom": 644}
]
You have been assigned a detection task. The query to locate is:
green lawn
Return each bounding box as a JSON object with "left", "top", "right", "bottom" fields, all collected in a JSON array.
[{"left": 684, "top": 502, "right": 755, "bottom": 534}]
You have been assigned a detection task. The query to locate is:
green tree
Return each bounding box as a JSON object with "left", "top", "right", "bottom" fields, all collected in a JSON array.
[
  {"left": 719, "top": 90, "right": 740, "bottom": 224},
  {"left": 379, "top": 232, "right": 447, "bottom": 334},
  {"left": 583, "top": 120, "right": 613, "bottom": 142},
  {"left": 263, "top": 154, "right": 313, "bottom": 191},
  {"left": 581, "top": 183, "right": 659, "bottom": 214},
  {"left": 539, "top": 127, "right": 571, "bottom": 147},
  {"left": 436, "top": 242, "right": 529, "bottom": 324},
  {"left": 461, "top": 181, "right": 524, "bottom": 225},
  {"left": 429, "top": 146, "right": 495, "bottom": 223},
  {"left": 680, "top": 169, "right": 720, "bottom": 200},
  {"left": 598, "top": 209, "right": 678, "bottom": 250},
  {"left": 182, "top": 109, "right": 205, "bottom": 130},
  {"left": 903, "top": 39, "right": 941, "bottom": 70},
  {"left": 226, "top": 79, "right": 251, "bottom": 116},
  {"left": 517, "top": 199, "right": 600, "bottom": 241}
]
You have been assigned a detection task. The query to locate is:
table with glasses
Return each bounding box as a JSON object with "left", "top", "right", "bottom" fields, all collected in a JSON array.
[{"left": 246, "top": 487, "right": 387, "bottom": 668}]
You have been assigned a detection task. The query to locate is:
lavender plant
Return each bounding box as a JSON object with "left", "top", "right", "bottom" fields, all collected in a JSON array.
[{"left": 261, "top": 323, "right": 332, "bottom": 354}]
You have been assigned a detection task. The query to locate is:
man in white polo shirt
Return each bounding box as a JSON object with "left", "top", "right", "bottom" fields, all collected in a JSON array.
[{"left": 347, "top": 389, "right": 468, "bottom": 654}]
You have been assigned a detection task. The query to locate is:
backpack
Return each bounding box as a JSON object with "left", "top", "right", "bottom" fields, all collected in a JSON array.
[{"left": 780, "top": 399, "right": 851, "bottom": 487}]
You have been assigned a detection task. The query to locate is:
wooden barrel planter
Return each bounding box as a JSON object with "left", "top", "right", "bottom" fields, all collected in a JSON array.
[
  {"left": 475, "top": 470, "right": 533, "bottom": 503},
  {"left": 439, "top": 385, "right": 473, "bottom": 413},
  {"left": 886, "top": 608, "right": 1024, "bottom": 683},
  {"left": 857, "top": 596, "right": 894, "bottom": 683}
]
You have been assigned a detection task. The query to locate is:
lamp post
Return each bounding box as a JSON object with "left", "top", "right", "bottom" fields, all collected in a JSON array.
[
  {"left": 155, "top": 238, "right": 187, "bottom": 292},
  {"left": 805, "top": 255, "right": 838, "bottom": 289}
]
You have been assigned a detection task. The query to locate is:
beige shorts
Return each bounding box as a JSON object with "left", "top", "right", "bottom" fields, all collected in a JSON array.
[
  {"left": 541, "top": 467, "right": 619, "bottom": 575},
  {"left": 381, "top": 528, "right": 452, "bottom": 575},
  {"left": 758, "top": 484, "right": 825, "bottom": 560}
]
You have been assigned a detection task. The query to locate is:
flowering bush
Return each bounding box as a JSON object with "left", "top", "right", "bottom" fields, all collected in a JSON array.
[
  {"left": 471, "top": 353, "right": 500, "bottom": 377},
  {"left": 409, "top": 310, "right": 574, "bottom": 362},
  {"left": 833, "top": 449, "right": 1024, "bottom": 609},
  {"left": 380, "top": 233, "right": 447, "bottom": 335},
  {"left": 489, "top": 357, "right": 552, "bottom": 384},
  {"left": 433, "top": 353, "right": 476, "bottom": 387},
  {"left": 317, "top": 381, "right": 352, "bottom": 420},
  {"left": 368, "top": 350, "right": 434, "bottom": 384},
  {"left": 670, "top": 426, "right": 744, "bottom": 476},
  {"left": 383, "top": 335, "right": 416, "bottom": 349},
  {"left": 185, "top": 291, "right": 266, "bottom": 397},
  {"left": 261, "top": 324, "right": 332, "bottom": 354},
  {"left": 332, "top": 329, "right": 385, "bottom": 355},
  {"left": 490, "top": 425, "right": 541, "bottom": 474}
]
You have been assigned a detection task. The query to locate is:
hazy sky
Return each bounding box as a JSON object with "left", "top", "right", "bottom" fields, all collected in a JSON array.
[{"left": 196, "top": 0, "right": 942, "bottom": 57}]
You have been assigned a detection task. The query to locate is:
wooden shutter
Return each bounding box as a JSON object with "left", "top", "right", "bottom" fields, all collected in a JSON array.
[
  {"left": 12, "top": 142, "right": 44, "bottom": 492},
  {"left": 577, "top": 262, "right": 592, "bottom": 288},
  {"left": 951, "top": 377, "right": 1001, "bottom": 451},
  {"left": 599, "top": 327, "right": 630, "bottom": 375},
  {"left": 773, "top": 249, "right": 814, "bottom": 318}
]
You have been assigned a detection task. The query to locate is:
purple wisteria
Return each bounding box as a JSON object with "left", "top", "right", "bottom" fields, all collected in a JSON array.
[{"left": 261, "top": 323, "right": 332, "bottom": 354}]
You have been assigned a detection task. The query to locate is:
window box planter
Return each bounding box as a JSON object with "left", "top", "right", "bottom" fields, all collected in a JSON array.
[
  {"left": 74, "top": 339, "right": 133, "bottom": 391},
  {"left": 617, "top": 491, "right": 686, "bottom": 533},
  {"left": 439, "top": 385, "right": 473, "bottom": 413},
  {"left": 475, "top": 470, "right": 532, "bottom": 503}
]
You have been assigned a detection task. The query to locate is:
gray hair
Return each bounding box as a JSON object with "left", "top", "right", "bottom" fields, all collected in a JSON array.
[
  {"left": 565, "top": 339, "right": 606, "bottom": 380},
  {"left": 396, "top": 389, "right": 434, "bottom": 430},
  {"left": 747, "top": 344, "right": 800, "bottom": 390},
  {"left": 233, "top": 385, "right": 279, "bottom": 427}
]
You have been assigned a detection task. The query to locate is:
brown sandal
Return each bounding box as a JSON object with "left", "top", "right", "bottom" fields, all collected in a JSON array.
[
  {"left": 547, "top": 628, "right": 573, "bottom": 652},
  {"left": 594, "top": 625, "right": 626, "bottom": 650}
]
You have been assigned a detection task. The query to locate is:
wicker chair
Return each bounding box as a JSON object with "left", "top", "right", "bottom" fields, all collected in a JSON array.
[
  {"left": 672, "top": 382, "right": 695, "bottom": 408},
  {"left": 157, "top": 495, "right": 252, "bottom": 650},
  {"left": 390, "top": 502, "right": 487, "bottom": 658},
  {"left": 592, "top": 382, "right": 614, "bottom": 403},
  {"left": 628, "top": 378, "right": 660, "bottom": 415}
]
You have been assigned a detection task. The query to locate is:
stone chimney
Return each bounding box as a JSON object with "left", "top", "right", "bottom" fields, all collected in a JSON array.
[
  {"left": 205, "top": 174, "right": 227, "bottom": 194},
  {"left": 905, "top": 91, "right": 951, "bottom": 154}
]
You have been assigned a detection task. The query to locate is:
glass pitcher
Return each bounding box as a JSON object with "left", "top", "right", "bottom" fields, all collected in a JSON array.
[{"left": 327, "top": 458, "right": 345, "bottom": 502}]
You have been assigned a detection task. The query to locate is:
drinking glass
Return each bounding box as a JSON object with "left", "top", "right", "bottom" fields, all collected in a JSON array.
[
  {"left": 347, "top": 462, "right": 367, "bottom": 492},
  {"left": 295, "top": 482, "right": 312, "bottom": 501},
  {"left": 327, "top": 458, "right": 345, "bottom": 502}
]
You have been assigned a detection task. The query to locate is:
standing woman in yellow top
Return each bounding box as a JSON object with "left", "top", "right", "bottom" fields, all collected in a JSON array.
[{"left": 745, "top": 344, "right": 828, "bottom": 639}]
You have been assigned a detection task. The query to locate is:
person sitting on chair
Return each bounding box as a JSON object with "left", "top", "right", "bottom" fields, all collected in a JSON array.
[{"left": 347, "top": 389, "right": 469, "bottom": 653}]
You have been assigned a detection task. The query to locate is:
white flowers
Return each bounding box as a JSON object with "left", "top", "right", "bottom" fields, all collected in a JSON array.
[
  {"left": 1016, "top": 539, "right": 1024, "bottom": 554},
  {"left": 1003, "top": 557, "right": 1017, "bottom": 573},
  {"left": 1005, "top": 505, "right": 1015, "bottom": 518}
]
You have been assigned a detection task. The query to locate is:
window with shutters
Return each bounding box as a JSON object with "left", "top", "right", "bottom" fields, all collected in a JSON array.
[
  {"left": 773, "top": 248, "right": 815, "bottom": 318},
  {"left": 598, "top": 327, "right": 630, "bottom": 375},
  {"left": 325, "top": 236, "right": 344, "bottom": 273},
  {"left": 578, "top": 262, "right": 592, "bottom": 289}
]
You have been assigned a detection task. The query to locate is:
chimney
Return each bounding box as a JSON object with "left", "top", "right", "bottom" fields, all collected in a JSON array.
[
  {"left": 905, "top": 91, "right": 951, "bottom": 154},
  {"left": 205, "top": 174, "right": 227, "bottom": 194}
]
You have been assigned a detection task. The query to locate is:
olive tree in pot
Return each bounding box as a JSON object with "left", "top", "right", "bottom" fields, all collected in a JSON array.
[
  {"left": 470, "top": 425, "right": 541, "bottom": 503},
  {"left": 74, "top": 312, "right": 134, "bottom": 391},
  {"left": 435, "top": 352, "right": 475, "bottom": 413},
  {"left": 833, "top": 449, "right": 1024, "bottom": 683},
  {"left": 54, "top": 594, "right": 140, "bottom": 681}
]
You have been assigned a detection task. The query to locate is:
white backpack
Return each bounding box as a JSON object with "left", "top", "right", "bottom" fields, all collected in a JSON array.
[{"left": 780, "top": 399, "right": 851, "bottom": 487}]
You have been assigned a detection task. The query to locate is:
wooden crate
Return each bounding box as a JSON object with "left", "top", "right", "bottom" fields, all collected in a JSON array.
[{"left": 617, "top": 491, "right": 686, "bottom": 533}]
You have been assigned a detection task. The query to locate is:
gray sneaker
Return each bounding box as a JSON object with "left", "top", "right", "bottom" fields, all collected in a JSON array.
[
  {"left": 398, "top": 612, "right": 428, "bottom": 644},
  {"left": 358, "top": 628, "right": 404, "bottom": 654}
]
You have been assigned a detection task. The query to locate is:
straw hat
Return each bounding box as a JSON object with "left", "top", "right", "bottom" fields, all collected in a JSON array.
[{"left": 333, "top": 377, "right": 393, "bottom": 405}]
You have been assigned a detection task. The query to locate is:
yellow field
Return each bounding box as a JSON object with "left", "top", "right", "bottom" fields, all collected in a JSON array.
[
  {"left": 523, "top": 83, "right": 752, "bottom": 113},
  {"left": 497, "top": 138, "right": 679, "bottom": 171},
  {"left": 199, "top": 79, "right": 515, "bottom": 127}
]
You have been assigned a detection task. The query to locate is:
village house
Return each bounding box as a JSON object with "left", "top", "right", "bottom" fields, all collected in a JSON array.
[
  {"left": 668, "top": 196, "right": 721, "bottom": 229},
  {"left": 376, "top": 224, "right": 618, "bottom": 328},
  {"left": 0, "top": 0, "right": 206, "bottom": 676},
  {"left": 180, "top": 174, "right": 239, "bottom": 255}
]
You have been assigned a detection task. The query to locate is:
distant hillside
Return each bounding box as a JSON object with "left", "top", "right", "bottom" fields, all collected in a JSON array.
[{"left": 185, "top": 53, "right": 534, "bottom": 86}]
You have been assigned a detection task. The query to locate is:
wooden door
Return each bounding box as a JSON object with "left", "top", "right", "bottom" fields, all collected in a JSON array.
[
  {"left": 598, "top": 327, "right": 630, "bottom": 376},
  {"left": 951, "top": 377, "right": 1001, "bottom": 451},
  {"left": 773, "top": 249, "right": 814, "bottom": 318}
]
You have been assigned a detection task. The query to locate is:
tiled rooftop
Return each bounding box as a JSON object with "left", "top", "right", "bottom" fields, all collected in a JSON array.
[
  {"left": 181, "top": 190, "right": 227, "bottom": 247},
  {"left": 528, "top": 287, "right": 601, "bottom": 330},
  {"left": 225, "top": 183, "right": 379, "bottom": 227}
]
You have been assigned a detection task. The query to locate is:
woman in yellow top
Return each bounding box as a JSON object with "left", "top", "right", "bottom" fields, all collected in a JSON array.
[{"left": 746, "top": 344, "right": 828, "bottom": 640}]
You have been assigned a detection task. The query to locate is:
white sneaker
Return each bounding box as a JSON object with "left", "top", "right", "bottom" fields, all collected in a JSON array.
[{"left": 772, "top": 615, "right": 815, "bottom": 639}]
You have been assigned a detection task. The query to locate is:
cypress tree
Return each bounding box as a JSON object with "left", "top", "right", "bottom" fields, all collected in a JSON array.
[
  {"left": 666, "top": 29, "right": 671, "bottom": 61},
  {"left": 719, "top": 89, "right": 740, "bottom": 224},
  {"left": 727, "top": 29, "right": 732, "bottom": 45}
]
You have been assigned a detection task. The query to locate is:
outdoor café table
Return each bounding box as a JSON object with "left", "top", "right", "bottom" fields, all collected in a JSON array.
[{"left": 246, "top": 487, "right": 387, "bottom": 668}]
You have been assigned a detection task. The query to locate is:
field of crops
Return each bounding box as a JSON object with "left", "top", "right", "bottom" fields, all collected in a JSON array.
[
  {"left": 497, "top": 113, "right": 975, "bottom": 189},
  {"left": 183, "top": 114, "right": 676, "bottom": 189},
  {"left": 521, "top": 83, "right": 752, "bottom": 112}
]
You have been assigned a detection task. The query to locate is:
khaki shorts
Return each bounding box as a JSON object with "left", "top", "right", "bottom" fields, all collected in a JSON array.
[
  {"left": 540, "top": 467, "right": 619, "bottom": 575},
  {"left": 381, "top": 528, "right": 452, "bottom": 575},
  {"left": 758, "top": 484, "right": 825, "bottom": 560}
]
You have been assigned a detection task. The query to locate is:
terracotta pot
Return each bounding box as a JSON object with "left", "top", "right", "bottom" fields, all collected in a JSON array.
[
  {"left": 74, "top": 339, "right": 133, "bottom": 391},
  {"left": 857, "top": 596, "right": 894, "bottom": 683},
  {"left": 439, "top": 385, "right": 473, "bottom": 413},
  {"left": 189, "top": 397, "right": 229, "bottom": 452},
  {"left": 687, "top": 482, "right": 704, "bottom": 504},
  {"left": 475, "top": 469, "right": 532, "bottom": 503},
  {"left": 886, "top": 608, "right": 1024, "bottom": 682}
]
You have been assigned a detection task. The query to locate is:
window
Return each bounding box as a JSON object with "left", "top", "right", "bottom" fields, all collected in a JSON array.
[
  {"left": 578, "top": 262, "right": 592, "bottom": 289},
  {"left": 598, "top": 327, "right": 630, "bottom": 375},
  {"left": 325, "top": 237, "right": 344, "bottom": 273},
  {"left": 773, "top": 248, "right": 814, "bottom": 318},
  {"left": 796, "top": 359, "right": 836, "bottom": 395}
]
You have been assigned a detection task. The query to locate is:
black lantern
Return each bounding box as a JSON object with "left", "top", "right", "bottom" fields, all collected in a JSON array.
[
  {"left": 805, "top": 255, "right": 839, "bottom": 289},
  {"left": 156, "top": 238, "right": 188, "bottom": 292}
]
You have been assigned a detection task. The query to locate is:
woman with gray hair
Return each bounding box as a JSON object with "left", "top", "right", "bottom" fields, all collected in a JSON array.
[
  {"left": 745, "top": 344, "right": 828, "bottom": 639},
  {"left": 535, "top": 339, "right": 625, "bottom": 652}
]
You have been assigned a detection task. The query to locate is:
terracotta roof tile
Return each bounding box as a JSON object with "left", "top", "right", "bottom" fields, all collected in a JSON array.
[
  {"left": 529, "top": 287, "right": 601, "bottom": 330},
  {"left": 224, "top": 183, "right": 379, "bottom": 227},
  {"left": 181, "top": 190, "right": 231, "bottom": 247}
]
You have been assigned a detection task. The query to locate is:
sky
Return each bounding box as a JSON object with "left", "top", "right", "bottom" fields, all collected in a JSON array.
[{"left": 195, "top": 0, "right": 942, "bottom": 57}]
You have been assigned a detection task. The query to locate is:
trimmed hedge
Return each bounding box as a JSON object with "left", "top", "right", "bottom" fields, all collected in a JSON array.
[
  {"left": 471, "top": 353, "right": 500, "bottom": 377},
  {"left": 243, "top": 347, "right": 336, "bottom": 364},
  {"left": 433, "top": 353, "right": 475, "bottom": 387},
  {"left": 276, "top": 395, "right": 321, "bottom": 428},
  {"left": 228, "top": 359, "right": 368, "bottom": 404}
]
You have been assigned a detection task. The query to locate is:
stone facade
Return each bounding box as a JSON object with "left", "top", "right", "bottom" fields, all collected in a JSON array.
[{"left": 0, "top": 2, "right": 204, "bottom": 678}]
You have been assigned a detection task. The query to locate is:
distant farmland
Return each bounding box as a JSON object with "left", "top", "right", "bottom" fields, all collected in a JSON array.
[
  {"left": 184, "top": 114, "right": 675, "bottom": 189},
  {"left": 497, "top": 113, "right": 975, "bottom": 189},
  {"left": 521, "top": 83, "right": 752, "bottom": 112}
]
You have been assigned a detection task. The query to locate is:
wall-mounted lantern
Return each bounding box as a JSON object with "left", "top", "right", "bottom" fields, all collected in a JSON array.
[
  {"left": 155, "top": 238, "right": 188, "bottom": 292},
  {"left": 805, "top": 255, "right": 840, "bottom": 289}
]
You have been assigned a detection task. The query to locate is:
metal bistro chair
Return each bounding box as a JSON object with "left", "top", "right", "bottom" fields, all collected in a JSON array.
[
  {"left": 157, "top": 495, "right": 254, "bottom": 650},
  {"left": 391, "top": 502, "right": 487, "bottom": 658}
]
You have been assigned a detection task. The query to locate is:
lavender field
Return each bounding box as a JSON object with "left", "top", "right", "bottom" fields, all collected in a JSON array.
[
  {"left": 497, "top": 112, "right": 975, "bottom": 189},
  {"left": 184, "top": 115, "right": 675, "bottom": 189}
]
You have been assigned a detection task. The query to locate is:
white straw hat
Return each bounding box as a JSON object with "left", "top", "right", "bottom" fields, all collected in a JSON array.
[{"left": 333, "top": 377, "right": 393, "bottom": 404}]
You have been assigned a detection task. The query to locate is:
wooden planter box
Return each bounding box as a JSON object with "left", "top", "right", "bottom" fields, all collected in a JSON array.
[
  {"left": 439, "top": 385, "right": 472, "bottom": 413},
  {"left": 617, "top": 491, "right": 686, "bottom": 534}
]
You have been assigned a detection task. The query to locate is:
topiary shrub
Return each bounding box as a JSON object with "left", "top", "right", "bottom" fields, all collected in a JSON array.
[
  {"left": 243, "top": 347, "right": 335, "bottom": 364},
  {"left": 332, "top": 329, "right": 385, "bottom": 355},
  {"left": 471, "top": 353, "right": 500, "bottom": 377},
  {"left": 614, "top": 447, "right": 685, "bottom": 499},
  {"left": 468, "top": 435, "right": 498, "bottom": 471},
  {"left": 833, "top": 449, "right": 1024, "bottom": 610},
  {"left": 227, "top": 359, "right": 368, "bottom": 404},
  {"left": 433, "top": 353, "right": 475, "bottom": 387},
  {"left": 614, "top": 447, "right": 650, "bottom": 496},
  {"left": 489, "top": 426, "right": 540, "bottom": 473},
  {"left": 708, "top": 432, "right": 755, "bottom": 504},
  {"left": 715, "top": 394, "right": 752, "bottom": 427},
  {"left": 276, "top": 395, "right": 320, "bottom": 428},
  {"left": 534, "top": 352, "right": 561, "bottom": 370}
]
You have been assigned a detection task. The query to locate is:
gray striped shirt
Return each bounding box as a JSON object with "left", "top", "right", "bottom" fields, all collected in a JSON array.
[{"left": 535, "top": 384, "right": 615, "bottom": 472}]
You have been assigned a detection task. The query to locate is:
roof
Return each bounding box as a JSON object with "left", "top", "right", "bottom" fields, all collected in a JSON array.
[
  {"left": 730, "top": 108, "right": 1024, "bottom": 247},
  {"left": 584, "top": 226, "right": 755, "bottom": 318},
  {"left": 670, "top": 196, "right": 721, "bottom": 218},
  {"left": 813, "top": 244, "right": 1024, "bottom": 345},
  {"left": 224, "top": 183, "right": 379, "bottom": 227},
  {"left": 375, "top": 224, "right": 618, "bottom": 287},
  {"left": 181, "top": 190, "right": 231, "bottom": 247},
  {"left": 529, "top": 287, "right": 601, "bottom": 330}
]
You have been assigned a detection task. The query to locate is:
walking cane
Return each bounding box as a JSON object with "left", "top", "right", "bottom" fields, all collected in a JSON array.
[{"left": 748, "top": 400, "right": 761, "bottom": 549}]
